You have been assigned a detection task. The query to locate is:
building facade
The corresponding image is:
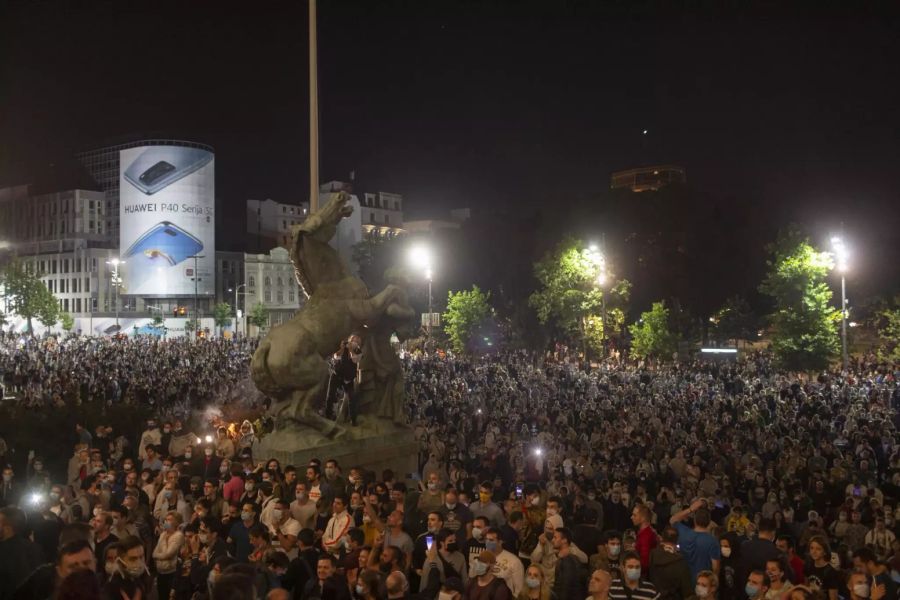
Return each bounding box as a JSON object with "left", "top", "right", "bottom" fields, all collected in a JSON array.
[
  {"left": 242, "top": 247, "right": 301, "bottom": 331},
  {"left": 610, "top": 165, "right": 686, "bottom": 192},
  {"left": 246, "top": 198, "right": 309, "bottom": 251}
]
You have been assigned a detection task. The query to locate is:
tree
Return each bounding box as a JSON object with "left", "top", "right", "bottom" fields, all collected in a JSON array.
[
  {"left": 759, "top": 232, "right": 840, "bottom": 371},
  {"left": 184, "top": 319, "right": 198, "bottom": 335},
  {"left": 1, "top": 260, "right": 59, "bottom": 334},
  {"left": 712, "top": 295, "right": 758, "bottom": 345},
  {"left": 351, "top": 235, "right": 402, "bottom": 292},
  {"left": 629, "top": 301, "right": 679, "bottom": 360},
  {"left": 443, "top": 286, "right": 493, "bottom": 354},
  {"left": 876, "top": 308, "right": 900, "bottom": 365},
  {"left": 530, "top": 236, "right": 631, "bottom": 354},
  {"left": 60, "top": 312, "right": 75, "bottom": 332},
  {"left": 213, "top": 302, "right": 233, "bottom": 337},
  {"left": 248, "top": 302, "right": 269, "bottom": 335}
]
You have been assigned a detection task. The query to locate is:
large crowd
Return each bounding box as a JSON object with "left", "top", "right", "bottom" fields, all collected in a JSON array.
[{"left": 1, "top": 333, "right": 899, "bottom": 600}]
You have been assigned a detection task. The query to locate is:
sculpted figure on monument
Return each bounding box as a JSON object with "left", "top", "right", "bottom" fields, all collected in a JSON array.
[{"left": 250, "top": 192, "right": 414, "bottom": 440}]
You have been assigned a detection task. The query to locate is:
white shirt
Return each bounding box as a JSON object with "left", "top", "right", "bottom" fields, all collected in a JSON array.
[
  {"left": 270, "top": 516, "right": 302, "bottom": 560},
  {"left": 259, "top": 496, "right": 278, "bottom": 529},
  {"left": 494, "top": 549, "right": 525, "bottom": 596}
]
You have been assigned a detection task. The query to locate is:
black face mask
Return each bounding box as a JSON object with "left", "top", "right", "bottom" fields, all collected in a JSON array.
[
  {"left": 378, "top": 562, "right": 391, "bottom": 574},
  {"left": 446, "top": 542, "right": 458, "bottom": 553}
]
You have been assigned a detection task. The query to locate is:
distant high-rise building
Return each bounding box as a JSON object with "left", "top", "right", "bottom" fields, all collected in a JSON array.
[{"left": 610, "top": 165, "right": 686, "bottom": 192}]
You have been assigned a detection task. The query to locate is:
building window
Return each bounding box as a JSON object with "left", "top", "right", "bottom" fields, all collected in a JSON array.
[
  {"left": 264, "top": 276, "right": 271, "bottom": 287},
  {"left": 277, "top": 277, "right": 283, "bottom": 287},
  {"left": 85, "top": 277, "right": 90, "bottom": 292},
  {"left": 249, "top": 276, "right": 256, "bottom": 288},
  {"left": 76, "top": 298, "right": 82, "bottom": 313},
  {"left": 384, "top": 214, "right": 389, "bottom": 225},
  {"left": 264, "top": 290, "right": 271, "bottom": 302},
  {"left": 277, "top": 291, "right": 283, "bottom": 304},
  {"left": 289, "top": 289, "right": 295, "bottom": 302}
]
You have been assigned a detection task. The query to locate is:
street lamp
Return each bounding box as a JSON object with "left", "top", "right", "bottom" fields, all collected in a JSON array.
[
  {"left": 229, "top": 284, "right": 248, "bottom": 338},
  {"left": 831, "top": 236, "right": 849, "bottom": 371},
  {"left": 408, "top": 244, "right": 434, "bottom": 349},
  {"left": 105, "top": 258, "right": 125, "bottom": 332}
]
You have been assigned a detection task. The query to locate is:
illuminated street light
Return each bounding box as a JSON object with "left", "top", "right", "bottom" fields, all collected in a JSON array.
[
  {"left": 831, "top": 235, "right": 850, "bottom": 371},
  {"left": 105, "top": 258, "right": 125, "bottom": 332},
  {"left": 408, "top": 243, "right": 434, "bottom": 350}
]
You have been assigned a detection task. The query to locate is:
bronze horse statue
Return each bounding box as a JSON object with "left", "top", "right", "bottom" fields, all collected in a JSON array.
[{"left": 250, "top": 192, "right": 414, "bottom": 438}]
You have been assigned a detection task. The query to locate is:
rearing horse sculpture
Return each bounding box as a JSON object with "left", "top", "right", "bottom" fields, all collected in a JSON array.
[{"left": 250, "top": 192, "right": 413, "bottom": 438}]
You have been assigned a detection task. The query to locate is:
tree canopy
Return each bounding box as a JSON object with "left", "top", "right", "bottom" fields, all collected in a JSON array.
[
  {"left": 443, "top": 286, "right": 493, "bottom": 354},
  {"left": 1, "top": 260, "right": 60, "bottom": 333},
  {"left": 759, "top": 232, "right": 840, "bottom": 371},
  {"left": 628, "top": 301, "right": 679, "bottom": 359}
]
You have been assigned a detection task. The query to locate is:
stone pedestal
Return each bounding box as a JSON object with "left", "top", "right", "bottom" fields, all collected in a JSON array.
[{"left": 257, "top": 423, "right": 417, "bottom": 478}]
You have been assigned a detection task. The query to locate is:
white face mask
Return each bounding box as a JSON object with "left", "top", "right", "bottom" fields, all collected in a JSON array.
[
  {"left": 853, "top": 583, "right": 870, "bottom": 598},
  {"left": 721, "top": 546, "right": 732, "bottom": 558},
  {"left": 696, "top": 585, "right": 710, "bottom": 598}
]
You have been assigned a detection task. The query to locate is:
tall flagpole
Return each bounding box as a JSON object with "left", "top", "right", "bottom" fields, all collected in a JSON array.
[{"left": 309, "top": 0, "right": 319, "bottom": 214}]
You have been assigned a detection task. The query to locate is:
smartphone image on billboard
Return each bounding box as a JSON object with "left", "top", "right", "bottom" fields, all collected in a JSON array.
[
  {"left": 124, "top": 221, "right": 203, "bottom": 267},
  {"left": 123, "top": 146, "right": 212, "bottom": 195}
]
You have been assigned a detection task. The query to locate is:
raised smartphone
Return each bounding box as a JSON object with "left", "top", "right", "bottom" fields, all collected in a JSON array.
[
  {"left": 124, "top": 147, "right": 212, "bottom": 195},
  {"left": 425, "top": 535, "right": 434, "bottom": 551},
  {"left": 123, "top": 221, "right": 203, "bottom": 267}
]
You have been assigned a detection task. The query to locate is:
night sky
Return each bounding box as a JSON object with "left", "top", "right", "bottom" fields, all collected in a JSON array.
[{"left": 2, "top": 1, "right": 899, "bottom": 309}]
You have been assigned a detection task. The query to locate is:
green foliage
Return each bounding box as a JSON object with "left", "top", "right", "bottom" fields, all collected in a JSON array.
[
  {"left": 60, "top": 312, "right": 75, "bottom": 332},
  {"left": 213, "top": 302, "right": 233, "bottom": 335},
  {"left": 1, "top": 260, "right": 60, "bottom": 334},
  {"left": 184, "top": 319, "right": 198, "bottom": 333},
  {"left": 529, "top": 237, "right": 631, "bottom": 349},
  {"left": 759, "top": 232, "right": 840, "bottom": 371},
  {"left": 152, "top": 314, "right": 165, "bottom": 328},
  {"left": 713, "top": 295, "right": 758, "bottom": 343},
  {"left": 351, "top": 235, "right": 401, "bottom": 292},
  {"left": 443, "top": 286, "right": 493, "bottom": 354},
  {"left": 876, "top": 308, "right": 900, "bottom": 365},
  {"left": 628, "top": 301, "right": 679, "bottom": 359},
  {"left": 248, "top": 302, "right": 269, "bottom": 332}
]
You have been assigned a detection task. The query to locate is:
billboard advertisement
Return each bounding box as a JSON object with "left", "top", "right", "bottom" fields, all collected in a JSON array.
[{"left": 119, "top": 145, "right": 214, "bottom": 296}]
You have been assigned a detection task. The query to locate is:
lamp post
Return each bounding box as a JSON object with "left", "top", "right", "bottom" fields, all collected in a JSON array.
[
  {"left": 230, "top": 284, "right": 247, "bottom": 337},
  {"left": 105, "top": 258, "right": 124, "bottom": 332},
  {"left": 188, "top": 255, "right": 205, "bottom": 340},
  {"left": 408, "top": 244, "right": 433, "bottom": 350},
  {"left": 831, "top": 236, "right": 849, "bottom": 372}
]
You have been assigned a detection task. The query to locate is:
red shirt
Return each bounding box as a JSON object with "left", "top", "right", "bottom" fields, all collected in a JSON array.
[
  {"left": 790, "top": 554, "right": 805, "bottom": 584},
  {"left": 636, "top": 524, "right": 658, "bottom": 570}
]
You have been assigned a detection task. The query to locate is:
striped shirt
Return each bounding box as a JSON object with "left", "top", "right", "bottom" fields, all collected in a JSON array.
[{"left": 609, "top": 578, "right": 660, "bottom": 600}]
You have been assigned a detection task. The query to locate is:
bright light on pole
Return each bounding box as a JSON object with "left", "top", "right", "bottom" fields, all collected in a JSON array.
[
  {"left": 831, "top": 235, "right": 849, "bottom": 371},
  {"left": 408, "top": 243, "right": 434, "bottom": 350},
  {"left": 106, "top": 258, "right": 125, "bottom": 332}
]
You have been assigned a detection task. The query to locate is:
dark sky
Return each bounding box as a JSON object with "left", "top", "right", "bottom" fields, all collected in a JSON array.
[{"left": 2, "top": 1, "right": 899, "bottom": 299}]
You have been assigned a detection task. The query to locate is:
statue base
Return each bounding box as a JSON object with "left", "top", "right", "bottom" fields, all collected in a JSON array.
[{"left": 256, "top": 417, "right": 417, "bottom": 478}]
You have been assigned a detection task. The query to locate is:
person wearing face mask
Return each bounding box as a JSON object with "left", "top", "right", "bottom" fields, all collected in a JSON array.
[
  {"left": 846, "top": 571, "right": 887, "bottom": 600},
  {"left": 609, "top": 551, "right": 659, "bottom": 600},
  {"left": 168, "top": 419, "right": 196, "bottom": 460},
  {"left": 152, "top": 511, "right": 184, "bottom": 600},
  {"left": 486, "top": 527, "right": 525, "bottom": 596},
  {"left": 106, "top": 535, "right": 151, "bottom": 600},
  {"left": 649, "top": 526, "right": 693, "bottom": 600},
  {"left": 465, "top": 550, "right": 512, "bottom": 599},
  {"left": 691, "top": 570, "right": 719, "bottom": 600},
  {"left": 590, "top": 531, "right": 623, "bottom": 576},
  {"left": 356, "top": 569, "right": 389, "bottom": 600},
  {"left": 439, "top": 488, "right": 474, "bottom": 547},
  {"left": 413, "top": 512, "right": 446, "bottom": 580},
  {"left": 239, "top": 475, "right": 259, "bottom": 507},
  {"left": 744, "top": 570, "right": 769, "bottom": 600},
  {"left": 468, "top": 516, "right": 491, "bottom": 568},
  {"left": 764, "top": 558, "right": 792, "bottom": 600},
  {"left": 470, "top": 481, "right": 507, "bottom": 528},
  {"left": 418, "top": 472, "right": 446, "bottom": 514},
  {"left": 227, "top": 502, "right": 258, "bottom": 562},
  {"left": 852, "top": 548, "right": 896, "bottom": 600},
  {"left": 191, "top": 444, "right": 222, "bottom": 481},
  {"left": 517, "top": 564, "right": 548, "bottom": 600},
  {"left": 323, "top": 459, "right": 347, "bottom": 495},
  {"left": 419, "top": 529, "right": 467, "bottom": 595}
]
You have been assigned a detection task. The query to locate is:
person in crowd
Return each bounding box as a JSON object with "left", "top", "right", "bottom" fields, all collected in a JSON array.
[
  {"left": 692, "top": 570, "right": 718, "bottom": 600},
  {"left": 486, "top": 526, "right": 525, "bottom": 596},
  {"left": 670, "top": 499, "right": 721, "bottom": 581},
  {"left": 774, "top": 536, "right": 804, "bottom": 585},
  {"left": 300, "top": 554, "right": 351, "bottom": 599},
  {"left": 591, "top": 530, "right": 624, "bottom": 576},
  {"left": 153, "top": 511, "right": 184, "bottom": 600},
  {"left": 649, "top": 526, "right": 692, "bottom": 600},
  {"left": 804, "top": 536, "right": 840, "bottom": 600},
  {"left": 587, "top": 569, "right": 613, "bottom": 600},
  {"left": 551, "top": 526, "right": 586, "bottom": 599},
  {"left": 610, "top": 551, "right": 660, "bottom": 600},
  {"left": 466, "top": 550, "right": 512, "bottom": 599},
  {"left": 106, "top": 535, "right": 152, "bottom": 600},
  {"left": 764, "top": 557, "right": 792, "bottom": 600}
]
